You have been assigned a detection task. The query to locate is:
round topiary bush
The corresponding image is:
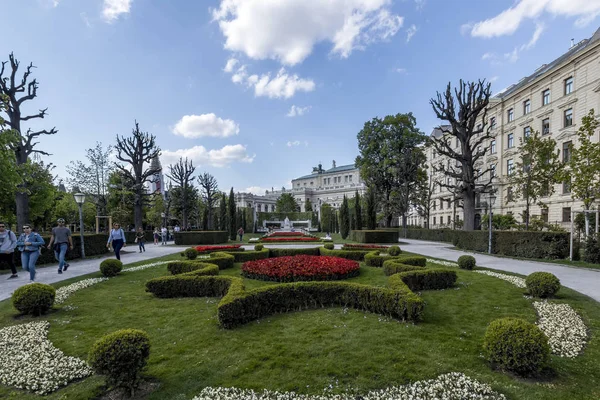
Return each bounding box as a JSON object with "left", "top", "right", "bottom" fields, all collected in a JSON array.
[
  {"left": 182, "top": 247, "right": 199, "bottom": 260},
  {"left": 483, "top": 317, "right": 549, "bottom": 376},
  {"left": 457, "top": 255, "right": 476, "bottom": 270},
  {"left": 254, "top": 244, "right": 264, "bottom": 251},
  {"left": 88, "top": 329, "right": 151, "bottom": 392},
  {"left": 100, "top": 259, "right": 123, "bottom": 277},
  {"left": 526, "top": 271, "right": 561, "bottom": 298},
  {"left": 12, "top": 283, "right": 56, "bottom": 316},
  {"left": 388, "top": 245, "right": 401, "bottom": 256},
  {"left": 324, "top": 243, "right": 334, "bottom": 250}
]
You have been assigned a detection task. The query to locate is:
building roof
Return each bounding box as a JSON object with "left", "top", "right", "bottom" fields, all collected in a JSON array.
[
  {"left": 430, "top": 125, "right": 451, "bottom": 138},
  {"left": 495, "top": 26, "right": 600, "bottom": 99},
  {"left": 295, "top": 164, "right": 356, "bottom": 180}
]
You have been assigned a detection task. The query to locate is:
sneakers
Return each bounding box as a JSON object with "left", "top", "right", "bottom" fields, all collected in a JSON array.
[
  {"left": 7, "top": 274, "right": 18, "bottom": 279},
  {"left": 63, "top": 263, "right": 69, "bottom": 271},
  {"left": 57, "top": 269, "right": 62, "bottom": 274}
]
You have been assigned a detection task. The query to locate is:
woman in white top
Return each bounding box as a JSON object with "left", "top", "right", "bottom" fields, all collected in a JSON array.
[{"left": 106, "top": 223, "right": 126, "bottom": 260}]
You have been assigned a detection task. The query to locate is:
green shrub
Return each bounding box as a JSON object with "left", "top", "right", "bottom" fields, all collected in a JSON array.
[
  {"left": 88, "top": 329, "right": 151, "bottom": 392},
  {"left": 383, "top": 260, "right": 426, "bottom": 276},
  {"left": 12, "top": 283, "right": 55, "bottom": 316},
  {"left": 208, "top": 252, "right": 235, "bottom": 269},
  {"left": 146, "top": 275, "right": 234, "bottom": 298},
  {"left": 395, "top": 255, "right": 427, "bottom": 267},
  {"left": 167, "top": 261, "right": 220, "bottom": 275},
  {"left": 319, "top": 247, "right": 370, "bottom": 261},
  {"left": 269, "top": 247, "right": 320, "bottom": 257},
  {"left": 324, "top": 243, "right": 334, "bottom": 250},
  {"left": 173, "top": 231, "right": 229, "bottom": 245},
  {"left": 457, "top": 255, "right": 476, "bottom": 270},
  {"left": 364, "top": 251, "right": 402, "bottom": 267},
  {"left": 254, "top": 244, "right": 264, "bottom": 251},
  {"left": 584, "top": 236, "right": 600, "bottom": 264},
  {"left": 525, "top": 272, "right": 561, "bottom": 298},
  {"left": 388, "top": 245, "right": 401, "bottom": 256},
  {"left": 350, "top": 230, "right": 399, "bottom": 243},
  {"left": 100, "top": 259, "right": 123, "bottom": 277},
  {"left": 182, "top": 248, "right": 199, "bottom": 260},
  {"left": 483, "top": 317, "right": 550, "bottom": 376},
  {"left": 225, "top": 249, "right": 270, "bottom": 263},
  {"left": 398, "top": 269, "right": 457, "bottom": 291}
]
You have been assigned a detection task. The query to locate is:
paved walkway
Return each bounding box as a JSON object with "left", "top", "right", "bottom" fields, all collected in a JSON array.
[
  {"left": 400, "top": 239, "right": 600, "bottom": 303},
  {"left": 0, "top": 243, "right": 182, "bottom": 302}
]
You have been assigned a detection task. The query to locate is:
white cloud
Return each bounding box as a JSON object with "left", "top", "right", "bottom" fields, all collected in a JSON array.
[
  {"left": 223, "top": 58, "right": 239, "bottom": 73},
  {"left": 240, "top": 186, "right": 270, "bottom": 195},
  {"left": 406, "top": 24, "right": 417, "bottom": 43},
  {"left": 287, "top": 140, "right": 301, "bottom": 147},
  {"left": 287, "top": 105, "right": 311, "bottom": 117},
  {"left": 395, "top": 67, "right": 407, "bottom": 73},
  {"left": 469, "top": 0, "right": 600, "bottom": 38},
  {"left": 80, "top": 12, "right": 92, "bottom": 27},
  {"left": 415, "top": 0, "right": 426, "bottom": 10},
  {"left": 172, "top": 113, "right": 240, "bottom": 139},
  {"left": 490, "top": 76, "right": 499, "bottom": 83},
  {"left": 102, "top": 0, "right": 132, "bottom": 23},
  {"left": 247, "top": 68, "right": 315, "bottom": 99},
  {"left": 211, "top": 0, "right": 403, "bottom": 66},
  {"left": 162, "top": 144, "right": 254, "bottom": 168},
  {"left": 504, "top": 48, "right": 519, "bottom": 63},
  {"left": 520, "top": 22, "right": 545, "bottom": 50}
]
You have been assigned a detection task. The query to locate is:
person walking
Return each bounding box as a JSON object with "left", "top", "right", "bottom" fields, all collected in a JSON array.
[
  {"left": 107, "top": 223, "right": 126, "bottom": 260},
  {"left": 17, "top": 225, "right": 45, "bottom": 283},
  {"left": 237, "top": 227, "right": 244, "bottom": 242},
  {"left": 0, "top": 222, "right": 18, "bottom": 279},
  {"left": 153, "top": 228, "right": 159, "bottom": 245},
  {"left": 161, "top": 226, "right": 167, "bottom": 245},
  {"left": 136, "top": 227, "right": 146, "bottom": 253},
  {"left": 47, "top": 218, "right": 73, "bottom": 274}
]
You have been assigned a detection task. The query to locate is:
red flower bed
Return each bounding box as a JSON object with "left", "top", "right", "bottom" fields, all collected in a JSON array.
[
  {"left": 342, "top": 244, "right": 390, "bottom": 250},
  {"left": 194, "top": 244, "right": 242, "bottom": 253},
  {"left": 261, "top": 237, "right": 320, "bottom": 242},
  {"left": 268, "top": 232, "right": 306, "bottom": 237},
  {"left": 242, "top": 255, "right": 360, "bottom": 282}
]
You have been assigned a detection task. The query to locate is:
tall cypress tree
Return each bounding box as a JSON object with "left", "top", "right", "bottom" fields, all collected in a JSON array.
[
  {"left": 340, "top": 195, "right": 350, "bottom": 239},
  {"left": 228, "top": 187, "right": 236, "bottom": 240},
  {"left": 219, "top": 192, "right": 227, "bottom": 231},
  {"left": 366, "top": 187, "right": 377, "bottom": 229},
  {"left": 354, "top": 190, "right": 362, "bottom": 230}
]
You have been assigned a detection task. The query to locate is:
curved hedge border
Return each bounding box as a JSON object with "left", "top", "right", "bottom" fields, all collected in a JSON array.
[
  {"left": 268, "top": 247, "right": 320, "bottom": 257},
  {"left": 383, "top": 260, "right": 426, "bottom": 276},
  {"left": 223, "top": 248, "right": 270, "bottom": 263},
  {"left": 319, "top": 247, "right": 371, "bottom": 261},
  {"left": 205, "top": 252, "right": 235, "bottom": 270},
  {"left": 364, "top": 251, "right": 404, "bottom": 267},
  {"left": 167, "top": 261, "right": 221, "bottom": 276}
]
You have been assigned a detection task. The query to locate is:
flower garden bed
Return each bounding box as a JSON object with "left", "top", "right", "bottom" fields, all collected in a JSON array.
[
  {"left": 268, "top": 232, "right": 307, "bottom": 237},
  {"left": 194, "top": 245, "right": 243, "bottom": 253},
  {"left": 260, "top": 236, "right": 321, "bottom": 242},
  {"left": 242, "top": 255, "right": 360, "bottom": 282}
]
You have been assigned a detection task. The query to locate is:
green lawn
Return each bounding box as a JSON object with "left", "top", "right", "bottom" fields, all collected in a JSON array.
[{"left": 0, "top": 254, "right": 599, "bottom": 399}]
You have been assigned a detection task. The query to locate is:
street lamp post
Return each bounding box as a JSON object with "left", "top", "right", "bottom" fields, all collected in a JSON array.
[
  {"left": 488, "top": 191, "right": 496, "bottom": 254},
  {"left": 74, "top": 193, "right": 86, "bottom": 259},
  {"left": 161, "top": 212, "right": 166, "bottom": 229}
]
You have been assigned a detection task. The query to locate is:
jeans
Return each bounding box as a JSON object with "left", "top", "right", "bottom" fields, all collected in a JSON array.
[
  {"left": 21, "top": 250, "right": 40, "bottom": 281},
  {"left": 161, "top": 234, "right": 167, "bottom": 245},
  {"left": 54, "top": 243, "right": 68, "bottom": 271},
  {"left": 112, "top": 239, "right": 124, "bottom": 260},
  {"left": 239, "top": 234, "right": 243, "bottom": 241},
  {"left": 0, "top": 252, "right": 17, "bottom": 275},
  {"left": 138, "top": 240, "right": 145, "bottom": 252}
]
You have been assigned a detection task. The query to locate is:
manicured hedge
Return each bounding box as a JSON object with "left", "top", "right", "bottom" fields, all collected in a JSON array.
[
  {"left": 268, "top": 247, "right": 320, "bottom": 257},
  {"left": 319, "top": 247, "right": 371, "bottom": 261},
  {"left": 397, "top": 269, "right": 457, "bottom": 291},
  {"left": 146, "top": 275, "right": 234, "bottom": 298},
  {"left": 395, "top": 255, "right": 427, "bottom": 267},
  {"left": 167, "top": 261, "right": 221, "bottom": 275},
  {"left": 123, "top": 231, "right": 154, "bottom": 244},
  {"left": 173, "top": 231, "right": 229, "bottom": 245},
  {"left": 350, "top": 230, "right": 399, "bottom": 243},
  {"left": 223, "top": 248, "right": 270, "bottom": 263},
  {"left": 383, "top": 260, "right": 426, "bottom": 276},
  {"left": 404, "top": 229, "right": 569, "bottom": 260},
  {"left": 364, "top": 251, "right": 404, "bottom": 267}
]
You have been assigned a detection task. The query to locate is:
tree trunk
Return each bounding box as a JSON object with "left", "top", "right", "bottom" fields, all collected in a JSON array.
[
  {"left": 16, "top": 191, "right": 29, "bottom": 230},
  {"left": 402, "top": 214, "right": 407, "bottom": 238},
  {"left": 134, "top": 194, "right": 143, "bottom": 229},
  {"left": 463, "top": 192, "right": 475, "bottom": 231}
]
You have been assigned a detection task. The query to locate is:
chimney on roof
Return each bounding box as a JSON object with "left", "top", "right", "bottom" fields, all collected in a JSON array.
[{"left": 571, "top": 38, "right": 575, "bottom": 48}]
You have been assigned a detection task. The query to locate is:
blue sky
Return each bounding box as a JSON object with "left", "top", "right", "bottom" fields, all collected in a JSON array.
[{"left": 2, "top": 0, "right": 600, "bottom": 195}]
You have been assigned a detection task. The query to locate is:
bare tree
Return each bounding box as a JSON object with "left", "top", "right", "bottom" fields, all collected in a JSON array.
[
  {"left": 198, "top": 172, "right": 219, "bottom": 230},
  {"left": 167, "top": 157, "right": 196, "bottom": 229},
  {"left": 429, "top": 80, "right": 494, "bottom": 231},
  {"left": 114, "top": 121, "right": 161, "bottom": 229},
  {"left": 0, "top": 53, "right": 57, "bottom": 228}
]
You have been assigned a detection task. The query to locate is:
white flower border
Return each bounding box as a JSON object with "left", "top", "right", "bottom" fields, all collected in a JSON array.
[
  {"left": 426, "top": 258, "right": 458, "bottom": 268},
  {"left": 473, "top": 270, "right": 527, "bottom": 288},
  {"left": 192, "top": 372, "right": 506, "bottom": 400},
  {"left": 533, "top": 301, "right": 588, "bottom": 358},
  {"left": 0, "top": 321, "right": 91, "bottom": 395}
]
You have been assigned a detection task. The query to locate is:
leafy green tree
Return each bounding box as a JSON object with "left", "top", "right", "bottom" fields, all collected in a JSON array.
[
  {"left": 0, "top": 95, "right": 20, "bottom": 222},
  {"left": 339, "top": 195, "right": 350, "bottom": 239},
  {"left": 356, "top": 113, "right": 427, "bottom": 227},
  {"left": 429, "top": 80, "right": 494, "bottom": 230},
  {"left": 365, "top": 187, "right": 377, "bottom": 229},
  {"left": 509, "top": 130, "right": 562, "bottom": 230},
  {"left": 146, "top": 194, "right": 164, "bottom": 229},
  {"left": 320, "top": 203, "right": 333, "bottom": 233},
  {"left": 564, "top": 109, "right": 600, "bottom": 230},
  {"left": 106, "top": 171, "right": 135, "bottom": 227},
  {"left": 228, "top": 187, "right": 236, "bottom": 240},
  {"left": 481, "top": 213, "right": 517, "bottom": 231},
  {"left": 170, "top": 186, "right": 199, "bottom": 228},
  {"left": 354, "top": 190, "right": 362, "bottom": 230},
  {"left": 219, "top": 192, "right": 227, "bottom": 231},
  {"left": 276, "top": 193, "right": 300, "bottom": 213},
  {"left": 167, "top": 157, "right": 196, "bottom": 229},
  {"left": 305, "top": 198, "right": 313, "bottom": 213}
]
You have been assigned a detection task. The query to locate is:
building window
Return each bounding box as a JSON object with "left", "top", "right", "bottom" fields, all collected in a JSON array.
[
  {"left": 345, "top": 176, "right": 348, "bottom": 183},
  {"left": 440, "top": 199, "right": 444, "bottom": 210},
  {"left": 349, "top": 175, "right": 353, "bottom": 182},
  {"left": 433, "top": 201, "right": 436, "bottom": 211},
  {"left": 310, "top": 181, "right": 313, "bottom": 185},
  {"left": 542, "top": 89, "right": 550, "bottom": 105},
  {"left": 542, "top": 118, "right": 550, "bottom": 135},
  {"left": 455, "top": 137, "right": 459, "bottom": 148},
  {"left": 541, "top": 208, "right": 549, "bottom": 223},
  {"left": 524, "top": 126, "right": 531, "bottom": 139},
  {"left": 523, "top": 99, "right": 531, "bottom": 115},
  {"left": 507, "top": 133, "right": 514, "bottom": 148},
  {"left": 563, "top": 179, "right": 571, "bottom": 194},
  {"left": 564, "top": 76, "right": 573, "bottom": 95},
  {"left": 447, "top": 215, "right": 451, "bottom": 224},
  {"left": 507, "top": 159, "right": 514, "bottom": 176},
  {"left": 490, "top": 140, "right": 496, "bottom": 154},
  {"left": 257, "top": 204, "right": 262, "bottom": 211},
  {"left": 507, "top": 187, "right": 514, "bottom": 202},
  {"left": 491, "top": 163, "right": 497, "bottom": 178},
  {"left": 563, "top": 207, "right": 572, "bottom": 222},
  {"left": 564, "top": 108, "right": 573, "bottom": 127},
  {"left": 563, "top": 141, "right": 572, "bottom": 163},
  {"left": 508, "top": 108, "right": 514, "bottom": 122},
  {"left": 433, "top": 216, "right": 436, "bottom": 225},
  {"left": 490, "top": 117, "right": 496, "bottom": 128}
]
